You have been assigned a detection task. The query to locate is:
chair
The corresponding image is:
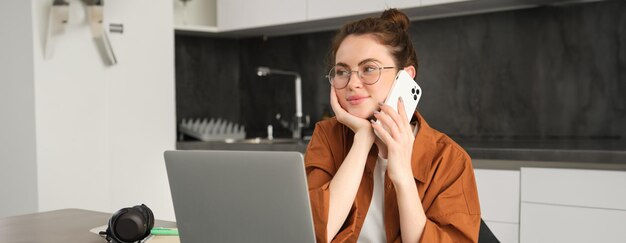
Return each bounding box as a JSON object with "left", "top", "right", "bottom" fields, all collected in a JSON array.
[{"left": 478, "top": 218, "right": 500, "bottom": 243}]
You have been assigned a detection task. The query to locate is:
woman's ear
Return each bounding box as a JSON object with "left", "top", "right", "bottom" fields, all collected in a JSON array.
[{"left": 403, "top": 66, "right": 417, "bottom": 79}]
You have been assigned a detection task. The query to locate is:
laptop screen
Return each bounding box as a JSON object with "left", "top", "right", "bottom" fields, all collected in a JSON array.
[{"left": 164, "top": 150, "right": 316, "bottom": 243}]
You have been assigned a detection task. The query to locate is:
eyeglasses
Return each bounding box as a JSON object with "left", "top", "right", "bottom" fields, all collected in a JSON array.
[{"left": 326, "top": 61, "right": 397, "bottom": 89}]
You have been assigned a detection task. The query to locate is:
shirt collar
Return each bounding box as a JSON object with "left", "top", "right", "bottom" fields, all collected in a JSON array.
[{"left": 411, "top": 111, "right": 435, "bottom": 183}]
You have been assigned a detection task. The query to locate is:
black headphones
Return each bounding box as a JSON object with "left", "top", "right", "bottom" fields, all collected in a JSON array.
[{"left": 100, "top": 204, "right": 155, "bottom": 243}]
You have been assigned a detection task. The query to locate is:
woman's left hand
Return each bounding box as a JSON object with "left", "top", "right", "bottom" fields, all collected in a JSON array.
[{"left": 372, "top": 97, "right": 415, "bottom": 184}]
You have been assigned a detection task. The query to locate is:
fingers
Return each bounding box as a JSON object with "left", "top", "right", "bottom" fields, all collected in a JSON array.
[
  {"left": 378, "top": 98, "right": 410, "bottom": 133},
  {"left": 373, "top": 110, "right": 400, "bottom": 139},
  {"left": 396, "top": 97, "right": 410, "bottom": 125},
  {"left": 329, "top": 88, "right": 344, "bottom": 116},
  {"left": 330, "top": 88, "right": 372, "bottom": 134},
  {"left": 371, "top": 118, "right": 394, "bottom": 144}
]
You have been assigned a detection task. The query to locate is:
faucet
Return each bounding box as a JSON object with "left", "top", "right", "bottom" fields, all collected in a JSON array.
[{"left": 256, "top": 66, "right": 304, "bottom": 139}]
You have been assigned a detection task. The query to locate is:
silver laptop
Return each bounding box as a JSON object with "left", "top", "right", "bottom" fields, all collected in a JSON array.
[{"left": 164, "top": 150, "right": 316, "bottom": 243}]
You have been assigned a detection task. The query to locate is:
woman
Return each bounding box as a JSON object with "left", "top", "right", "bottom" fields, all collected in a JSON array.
[{"left": 305, "top": 9, "right": 481, "bottom": 243}]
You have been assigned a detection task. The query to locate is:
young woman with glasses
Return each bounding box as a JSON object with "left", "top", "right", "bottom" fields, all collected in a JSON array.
[{"left": 305, "top": 9, "right": 481, "bottom": 243}]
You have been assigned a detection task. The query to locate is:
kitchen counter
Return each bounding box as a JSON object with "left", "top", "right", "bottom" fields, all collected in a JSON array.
[
  {"left": 176, "top": 138, "right": 626, "bottom": 170},
  {"left": 177, "top": 139, "right": 309, "bottom": 153},
  {"left": 459, "top": 138, "right": 626, "bottom": 162}
]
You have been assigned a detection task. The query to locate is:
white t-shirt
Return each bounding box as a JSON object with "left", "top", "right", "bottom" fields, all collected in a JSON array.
[
  {"left": 358, "top": 156, "right": 387, "bottom": 243},
  {"left": 358, "top": 124, "right": 418, "bottom": 243}
]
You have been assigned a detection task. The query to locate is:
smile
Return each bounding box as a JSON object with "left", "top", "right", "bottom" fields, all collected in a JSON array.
[{"left": 347, "top": 95, "right": 369, "bottom": 105}]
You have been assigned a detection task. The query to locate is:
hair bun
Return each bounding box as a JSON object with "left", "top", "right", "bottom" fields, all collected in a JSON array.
[{"left": 380, "top": 8, "right": 410, "bottom": 32}]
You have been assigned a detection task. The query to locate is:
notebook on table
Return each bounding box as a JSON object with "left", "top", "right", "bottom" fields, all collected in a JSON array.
[{"left": 164, "top": 150, "right": 316, "bottom": 243}]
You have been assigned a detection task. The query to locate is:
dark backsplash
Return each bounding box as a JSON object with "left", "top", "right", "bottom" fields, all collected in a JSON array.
[{"left": 175, "top": 0, "right": 626, "bottom": 140}]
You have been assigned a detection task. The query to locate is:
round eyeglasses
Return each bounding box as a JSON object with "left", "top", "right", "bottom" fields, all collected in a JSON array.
[{"left": 326, "top": 61, "right": 397, "bottom": 89}]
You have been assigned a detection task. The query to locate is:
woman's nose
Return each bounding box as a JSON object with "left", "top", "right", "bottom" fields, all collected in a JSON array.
[{"left": 346, "top": 71, "right": 364, "bottom": 88}]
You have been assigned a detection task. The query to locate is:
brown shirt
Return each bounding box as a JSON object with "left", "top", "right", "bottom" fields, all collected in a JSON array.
[{"left": 305, "top": 111, "right": 481, "bottom": 243}]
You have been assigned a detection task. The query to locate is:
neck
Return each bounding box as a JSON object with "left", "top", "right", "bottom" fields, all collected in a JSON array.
[{"left": 375, "top": 138, "right": 387, "bottom": 159}]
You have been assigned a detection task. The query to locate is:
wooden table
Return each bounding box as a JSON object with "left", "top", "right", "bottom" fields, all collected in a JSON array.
[{"left": 0, "top": 208, "right": 176, "bottom": 243}]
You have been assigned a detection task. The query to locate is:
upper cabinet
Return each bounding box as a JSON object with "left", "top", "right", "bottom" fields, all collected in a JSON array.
[
  {"left": 217, "top": 0, "right": 307, "bottom": 31},
  {"left": 307, "top": 0, "right": 472, "bottom": 20},
  {"left": 307, "top": 0, "right": 389, "bottom": 21},
  {"left": 387, "top": 0, "right": 429, "bottom": 9},
  {"left": 420, "top": 0, "right": 468, "bottom": 7},
  {"left": 174, "top": 0, "right": 218, "bottom": 32},
  {"left": 174, "top": 0, "right": 565, "bottom": 36}
]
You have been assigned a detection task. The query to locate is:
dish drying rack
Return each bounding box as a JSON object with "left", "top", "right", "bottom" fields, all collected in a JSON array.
[{"left": 179, "top": 118, "right": 245, "bottom": 141}]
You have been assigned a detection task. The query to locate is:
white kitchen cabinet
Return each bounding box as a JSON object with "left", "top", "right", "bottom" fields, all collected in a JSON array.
[
  {"left": 520, "top": 202, "right": 626, "bottom": 243},
  {"left": 474, "top": 168, "right": 520, "bottom": 243},
  {"left": 174, "top": 0, "right": 218, "bottom": 32},
  {"left": 307, "top": 0, "right": 388, "bottom": 21},
  {"left": 217, "top": 0, "right": 307, "bottom": 31},
  {"left": 521, "top": 168, "right": 626, "bottom": 210},
  {"left": 385, "top": 0, "right": 421, "bottom": 9},
  {"left": 421, "top": 0, "right": 470, "bottom": 7},
  {"left": 174, "top": 0, "right": 546, "bottom": 36},
  {"left": 307, "top": 0, "right": 472, "bottom": 21},
  {"left": 520, "top": 168, "right": 626, "bottom": 243}
]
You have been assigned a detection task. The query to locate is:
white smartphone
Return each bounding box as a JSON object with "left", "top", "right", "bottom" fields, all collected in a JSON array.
[{"left": 382, "top": 70, "right": 421, "bottom": 121}]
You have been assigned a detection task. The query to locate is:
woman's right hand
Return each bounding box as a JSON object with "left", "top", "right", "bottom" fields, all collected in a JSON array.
[{"left": 330, "top": 88, "right": 374, "bottom": 137}]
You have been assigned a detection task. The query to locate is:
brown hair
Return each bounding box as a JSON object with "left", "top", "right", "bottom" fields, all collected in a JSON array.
[{"left": 328, "top": 9, "right": 418, "bottom": 73}]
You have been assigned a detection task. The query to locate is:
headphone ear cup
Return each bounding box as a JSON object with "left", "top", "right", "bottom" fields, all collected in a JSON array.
[
  {"left": 106, "top": 208, "right": 126, "bottom": 242},
  {"left": 134, "top": 204, "right": 155, "bottom": 238},
  {"left": 106, "top": 204, "right": 154, "bottom": 243},
  {"left": 116, "top": 209, "right": 145, "bottom": 242}
]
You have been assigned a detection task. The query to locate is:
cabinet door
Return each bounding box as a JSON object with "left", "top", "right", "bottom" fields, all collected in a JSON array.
[
  {"left": 217, "top": 0, "right": 307, "bottom": 31},
  {"left": 174, "top": 0, "right": 217, "bottom": 27},
  {"left": 521, "top": 168, "right": 626, "bottom": 210},
  {"left": 385, "top": 0, "right": 421, "bottom": 9},
  {"left": 421, "top": 0, "right": 469, "bottom": 7},
  {"left": 474, "top": 168, "right": 520, "bottom": 243},
  {"left": 307, "top": 0, "right": 387, "bottom": 21},
  {"left": 520, "top": 168, "right": 626, "bottom": 243},
  {"left": 520, "top": 202, "right": 626, "bottom": 243},
  {"left": 474, "top": 169, "right": 520, "bottom": 223}
]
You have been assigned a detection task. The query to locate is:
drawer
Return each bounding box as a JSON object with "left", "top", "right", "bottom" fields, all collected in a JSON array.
[
  {"left": 475, "top": 169, "right": 520, "bottom": 223},
  {"left": 520, "top": 202, "right": 626, "bottom": 243},
  {"left": 521, "top": 167, "right": 626, "bottom": 210}
]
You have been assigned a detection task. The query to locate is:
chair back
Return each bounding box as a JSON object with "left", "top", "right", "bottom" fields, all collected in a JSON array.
[{"left": 478, "top": 218, "right": 500, "bottom": 243}]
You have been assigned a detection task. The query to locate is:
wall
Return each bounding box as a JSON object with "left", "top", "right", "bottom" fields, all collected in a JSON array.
[
  {"left": 33, "top": 0, "right": 176, "bottom": 220},
  {"left": 174, "top": 35, "right": 241, "bottom": 137},
  {"left": 0, "top": 0, "right": 176, "bottom": 220},
  {"left": 175, "top": 0, "right": 626, "bottom": 141},
  {"left": 411, "top": 1, "right": 626, "bottom": 139},
  {"left": 0, "top": 0, "right": 39, "bottom": 218}
]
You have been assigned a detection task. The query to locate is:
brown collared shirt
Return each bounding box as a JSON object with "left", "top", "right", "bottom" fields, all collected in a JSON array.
[{"left": 305, "top": 111, "right": 481, "bottom": 243}]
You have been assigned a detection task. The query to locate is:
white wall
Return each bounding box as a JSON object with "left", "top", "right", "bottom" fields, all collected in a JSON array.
[
  {"left": 102, "top": 0, "right": 177, "bottom": 221},
  {"left": 0, "top": 0, "right": 39, "bottom": 218},
  {"left": 0, "top": 0, "right": 176, "bottom": 220}
]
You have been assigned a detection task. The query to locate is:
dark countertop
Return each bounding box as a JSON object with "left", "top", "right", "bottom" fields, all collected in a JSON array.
[
  {"left": 177, "top": 138, "right": 626, "bottom": 170},
  {"left": 457, "top": 138, "right": 626, "bottom": 164},
  {"left": 177, "top": 140, "right": 309, "bottom": 152}
]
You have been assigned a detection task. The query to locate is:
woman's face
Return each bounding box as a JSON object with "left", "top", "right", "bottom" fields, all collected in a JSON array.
[{"left": 334, "top": 34, "right": 398, "bottom": 119}]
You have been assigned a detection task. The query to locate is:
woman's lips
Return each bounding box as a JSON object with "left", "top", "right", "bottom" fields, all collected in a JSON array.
[{"left": 347, "top": 95, "right": 369, "bottom": 105}]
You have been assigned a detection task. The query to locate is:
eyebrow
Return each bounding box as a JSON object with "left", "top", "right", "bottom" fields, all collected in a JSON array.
[{"left": 335, "top": 58, "right": 382, "bottom": 68}]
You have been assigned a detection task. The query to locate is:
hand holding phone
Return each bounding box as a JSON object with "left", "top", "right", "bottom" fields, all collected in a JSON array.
[
  {"left": 381, "top": 70, "right": 421, "bottom": 121},
  {"left": 374, "top": 70, "right": 421, "bottom": 140}
]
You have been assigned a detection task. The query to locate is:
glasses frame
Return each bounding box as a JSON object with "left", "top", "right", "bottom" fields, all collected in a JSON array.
[{"left": 326, "top": 63, "right": 397, "bottom": 89}]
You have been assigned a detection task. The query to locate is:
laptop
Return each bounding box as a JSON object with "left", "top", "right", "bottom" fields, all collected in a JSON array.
[{"left": 164, "top": 150, "right": 316, "bottom": 243}]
